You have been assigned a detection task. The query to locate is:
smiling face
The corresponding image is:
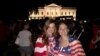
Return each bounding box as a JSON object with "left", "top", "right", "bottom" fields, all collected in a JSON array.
[
  {"left": 58, "top": 23, "right": 69, "bottom": 37},
  {"left": 46, "top": 23, "right": 55, "bottom": 36}
]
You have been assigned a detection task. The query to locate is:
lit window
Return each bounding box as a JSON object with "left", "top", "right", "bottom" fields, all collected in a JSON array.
[
  {"left": 69, "top": 12, "right": 70, "bottom": 15},
  {"left": 61, "top": 12, "right": 63, "bottom": 15},
  {"left": 73, "top": 12, "right": 74, "bottom": 15},
  {"left": 56, "top": 12, "right": 57, "bottom": 15},
  {"left": 65, "top": 12, "right": 67, "bottom": 15},
  {"left": 41, "top": 12, "right": 43, "bottom": 15},
  {"left": 47, "top": 12, "right": 49, "bottom": 15}
]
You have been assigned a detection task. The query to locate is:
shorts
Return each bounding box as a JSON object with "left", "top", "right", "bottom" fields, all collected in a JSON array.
[{"left": 19, "top": 46, "right": 33, "bottom": 54}]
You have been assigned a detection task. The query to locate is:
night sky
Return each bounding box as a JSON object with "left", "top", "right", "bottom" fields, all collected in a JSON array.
[{"left": 0, "top": 0, "right": 100, "bottom": 20}]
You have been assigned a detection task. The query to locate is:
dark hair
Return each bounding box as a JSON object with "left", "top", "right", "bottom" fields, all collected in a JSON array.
[
  {"left": 42, "top": 19, "right": 56, "bottom": 45},
  {"left": 57, "top": 20, "right": 71, "bottom": 30},
  {"left": 21, "top": 22, "right": 30, "bottom": 30}
]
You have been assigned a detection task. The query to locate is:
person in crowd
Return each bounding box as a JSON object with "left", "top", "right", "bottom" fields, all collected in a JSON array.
[
  {"left": 53, "top": 20, "right": 85, "bottom": 56},
  {"left": 17, "top": 23, "right": 33, "bottom": 56},
  {"left": 92, "top": 31, "right": 100, "bottom": 56},
  {"left": 34, "top": 19, "right": 56, "bottom": 56}
]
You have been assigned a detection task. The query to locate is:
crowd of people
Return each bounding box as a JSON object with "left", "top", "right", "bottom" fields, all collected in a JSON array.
[{"left": 0, "top": 18, "right": 99, "bottom": 56}]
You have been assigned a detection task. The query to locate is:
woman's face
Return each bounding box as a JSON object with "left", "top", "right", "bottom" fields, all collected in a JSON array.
[
  {"left": 46, "top": 23, "right": 55, "bottom": 36},
  {"left": 58, "top": 23, "right": 69, "bottom": 37}
]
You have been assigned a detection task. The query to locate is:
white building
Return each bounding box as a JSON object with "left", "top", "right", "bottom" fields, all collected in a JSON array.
[{"left": 29, "top": 3, "right": 77, "bottom": 20}]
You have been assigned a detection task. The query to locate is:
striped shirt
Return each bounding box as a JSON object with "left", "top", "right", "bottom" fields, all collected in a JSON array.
[
  {"left": 34, "top": 35, "right": 55, "bottom": 56},
  {"left": 52, "top": 36, "right": 86, "bottom": 56}
]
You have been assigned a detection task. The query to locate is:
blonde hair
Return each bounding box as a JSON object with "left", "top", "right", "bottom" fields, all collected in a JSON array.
[{"left": 43, "top": 19, "right": 56, "bottom": 45}]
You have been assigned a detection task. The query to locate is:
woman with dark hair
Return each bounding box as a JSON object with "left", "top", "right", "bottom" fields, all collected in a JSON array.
[
  {"left": 34, "top": 19, "right": 56, "bottom": 56},
  {"left": 53, "top": 20, "right": 85, "bottom": 56}
]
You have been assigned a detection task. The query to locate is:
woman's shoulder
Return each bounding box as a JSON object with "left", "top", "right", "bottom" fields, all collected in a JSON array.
[
  {"left": 69, "top": 35, "right": 81, "bottom": 46},
  {"left": 36, "top": 35, "right": 43, "bottom": 42},
  {"left": 69, "top": 35, "right": 77, "bottom": 43}
]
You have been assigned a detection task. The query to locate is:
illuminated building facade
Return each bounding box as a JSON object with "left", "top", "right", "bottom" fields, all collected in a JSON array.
[{"left": 29, "top": 3, "right": 77, "bottom": 20}]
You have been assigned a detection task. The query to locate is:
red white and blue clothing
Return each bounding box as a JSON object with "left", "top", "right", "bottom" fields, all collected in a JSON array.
[
  {"left": 51, "top": 36, "right": 86, "bottom": 56},
  {"left": 34, "top": 35, "right": 55, "bottom": 56},
  {"left": 34, "top": 35, "right": 85, "bottom": 56}
]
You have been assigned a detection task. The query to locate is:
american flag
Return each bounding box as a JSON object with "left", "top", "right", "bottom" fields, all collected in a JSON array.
[
  {"left": 51, "top": 36, "right": 86, "bottom": 56},
  {"left": 34, "top": 35, "right": 85, "bottom": 56}
]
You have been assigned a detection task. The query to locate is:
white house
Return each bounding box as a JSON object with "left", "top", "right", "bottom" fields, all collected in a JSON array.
[{"left": 29, "top": 3, "right": 77, "bottom": 20}]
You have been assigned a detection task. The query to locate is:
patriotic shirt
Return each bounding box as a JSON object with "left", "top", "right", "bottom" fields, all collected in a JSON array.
[
  {"left": 48, "top": 36, "right": 56, "bottom": 56},
  {"left": 34, "top": 35, "right": 55, "bottom": 56},
  {"left": 52, "top": 36, "right": 86, "bottom": 56}
]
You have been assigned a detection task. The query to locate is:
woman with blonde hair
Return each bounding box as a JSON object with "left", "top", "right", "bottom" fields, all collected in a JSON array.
[{"left": 34, "top": 19, "right": 56, "bottom": 56}]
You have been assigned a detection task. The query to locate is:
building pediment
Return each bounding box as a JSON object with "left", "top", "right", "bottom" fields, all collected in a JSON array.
[
  {"left": 44, "top": 3, "right": 61, "bottom": 8},
  {"left": 47, "top": 3, "right": 60, "bottom": 7}
]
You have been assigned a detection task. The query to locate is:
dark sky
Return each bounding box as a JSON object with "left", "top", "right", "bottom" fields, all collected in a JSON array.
[{"left": 0, "top": 0, "right": 100, "bottom": 20}]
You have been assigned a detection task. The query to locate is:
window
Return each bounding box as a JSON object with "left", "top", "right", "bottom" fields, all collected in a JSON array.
[
  {"left": 69, "top": 12, "right": 70, "bottom": 15},
  {"left": 47, "top": 12, "right": 49, "bottom": 15},
  {"left": 73, "top": 12, "right": 74, "bottom": 15},
  {"left": 61, "top": 12, "right": 63, "bottom": 15},
  {"left": 65, "top": 12, "right": 67, "bottom": 15},
  {"left": 41, "top": 12, "right": 43, "bottom": 15},
  {"left": 56, "top": 12, "right": 57, "bottom": 15}
]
